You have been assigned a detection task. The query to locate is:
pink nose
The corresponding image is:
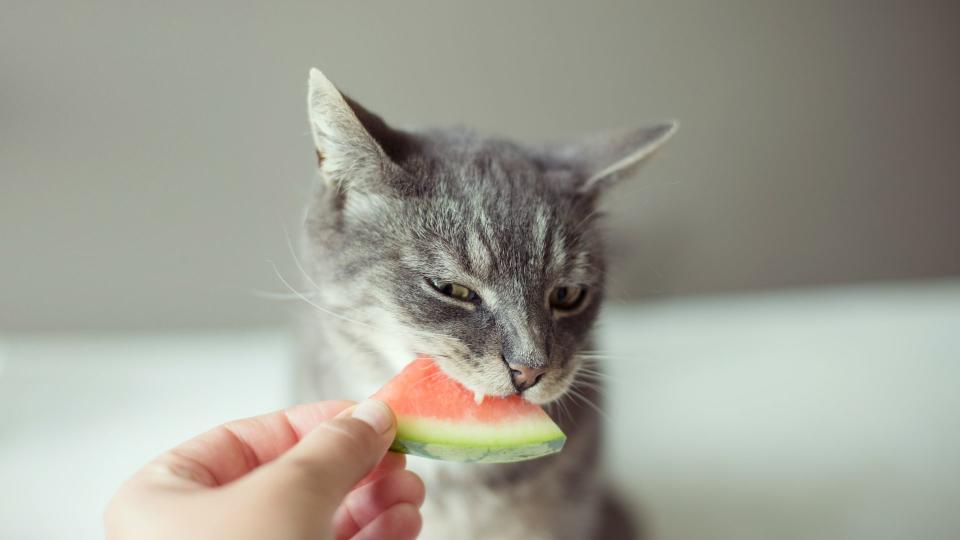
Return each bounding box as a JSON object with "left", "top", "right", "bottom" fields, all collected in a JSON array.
[{"left": 507, "top": 363, "right": 547, "bottom": 391}]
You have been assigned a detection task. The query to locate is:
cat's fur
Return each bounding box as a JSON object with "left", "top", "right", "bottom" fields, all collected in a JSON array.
[{"left": 296, "top": 68, "right": 675, "bottom": 540}]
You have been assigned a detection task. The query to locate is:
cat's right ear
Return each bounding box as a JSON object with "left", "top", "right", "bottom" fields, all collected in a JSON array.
[
  {"left": 306, "top": 68, "right": 391, "bottom": 191},
  {"left": 546, "top": 122, "right": 679, "bottom": 195}
]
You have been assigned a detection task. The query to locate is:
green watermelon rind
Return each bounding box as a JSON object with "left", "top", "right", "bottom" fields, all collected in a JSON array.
[
  {"left": 391, "top": 437, "right": 565, "bottom": 463},
  {"left": 389, "top": 415, "right": 566, "bottom": 463}
]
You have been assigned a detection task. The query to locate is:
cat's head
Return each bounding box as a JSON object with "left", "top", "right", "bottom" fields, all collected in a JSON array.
[{"left": 303, "top": 69, "right": 675, "bottom": 404}]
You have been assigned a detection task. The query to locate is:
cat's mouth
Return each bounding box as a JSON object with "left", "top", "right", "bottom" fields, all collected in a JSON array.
[{"left": 427, "top": 353, "right": 573, "bottom": 406}]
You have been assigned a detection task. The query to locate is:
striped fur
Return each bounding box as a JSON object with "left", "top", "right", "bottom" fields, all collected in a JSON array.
[{"left": 297, "top": 69, "right": 675, "bottom": 540}]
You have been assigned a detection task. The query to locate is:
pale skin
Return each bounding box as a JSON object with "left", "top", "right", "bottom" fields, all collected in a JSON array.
[{"left": 105, "top": 400, "right": 425, "bottom": 540}]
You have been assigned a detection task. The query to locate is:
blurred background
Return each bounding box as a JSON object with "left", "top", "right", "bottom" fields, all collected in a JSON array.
[{"left": 2, "top": 1, "right": 958, "bottom": 539}]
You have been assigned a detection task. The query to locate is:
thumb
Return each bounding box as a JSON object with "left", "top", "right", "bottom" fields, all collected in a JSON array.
[{"left": 242, "top": 400, "right": 397, "bottom": 516}]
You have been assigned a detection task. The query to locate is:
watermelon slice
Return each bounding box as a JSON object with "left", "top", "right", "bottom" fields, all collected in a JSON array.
[{"left": 372, "top": 357, "right": 566, "bottom": 463}]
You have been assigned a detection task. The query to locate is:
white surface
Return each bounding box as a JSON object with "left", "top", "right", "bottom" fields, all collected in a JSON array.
[
  {"left": 1, "top": 281, "right": 958, "bottom": 539},
  {"left": 597, "top": 282, "right": 960, "bottom": 540},
  {"left": 0, "top": 331, "right": 292, "bottom": 540}
]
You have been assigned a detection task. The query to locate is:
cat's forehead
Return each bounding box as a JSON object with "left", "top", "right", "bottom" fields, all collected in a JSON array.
[
  {"left": 400, "top": 173, "right": 597, "bottom": 285},
  {"left": 415, "top": 134, "right": 580, "bottom": 211},
  {"left": 414, "top": 149, "right": 584, "bottom": 236}
]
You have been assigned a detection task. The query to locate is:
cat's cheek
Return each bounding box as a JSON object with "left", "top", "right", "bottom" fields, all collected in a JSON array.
[
  {"left": 522, "top": 387, "right": 556, "bottom": 406},
  {"left": 364, "top": 312, "right": 420, "bottom": 374},
  {"left": 525, "top": 367, "right": 580, "bottom": 405}
]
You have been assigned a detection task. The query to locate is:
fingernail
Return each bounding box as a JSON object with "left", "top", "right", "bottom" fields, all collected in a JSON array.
[{"left": 351, "top": 400, "right": 393, "bottom": 434}]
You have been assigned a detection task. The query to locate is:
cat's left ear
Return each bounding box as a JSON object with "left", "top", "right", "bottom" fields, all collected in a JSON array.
[{"left": 551, "top": 122, "right": 678, "bottom": 194}]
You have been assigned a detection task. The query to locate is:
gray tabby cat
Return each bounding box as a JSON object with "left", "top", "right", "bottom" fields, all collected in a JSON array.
[{"left": 296, "top": 68, "right": 675, "bottom": 540}]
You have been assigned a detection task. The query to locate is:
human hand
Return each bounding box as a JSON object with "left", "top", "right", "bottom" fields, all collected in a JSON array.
[{"left": 105, "top": 400, "right": 424, "bottom": 540}]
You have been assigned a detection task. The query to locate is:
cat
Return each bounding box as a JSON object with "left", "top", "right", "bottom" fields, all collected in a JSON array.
[{"left": 295, "top": 68, "right": 676, "bottom": 540}]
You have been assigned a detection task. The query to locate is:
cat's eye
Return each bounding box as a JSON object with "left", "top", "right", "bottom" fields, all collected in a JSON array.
[
  {"left": 549, "top": 285, "right": 587, "bottom": 312},
  {"left": 428, "top": 279, "right": 480, "bottom": 303}
]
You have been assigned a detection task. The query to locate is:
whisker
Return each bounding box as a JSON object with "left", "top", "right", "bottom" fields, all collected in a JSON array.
[
  {"left": 574, "top": 377, "right": 606, "bottom": 387},
  {"left": 283, "top": 223, "right": 327, "bottom": 297},
  {"left": 566, "top": 387, "right": 609, "bottom": 421},
  {"left": 547, "top": 396, "right": 573, "bottom": 425},
  {"left": 574, "top": 363, "right": 609, "bottom": 373},
  {"left": 250, "top": 289, "right": 319, "bottom": 300},
  {"left": 273, "top": 230, "right": 450, "bottom": 344},
  {"left": 574, "top": 360, "right": 611, "bottom": 376},
  {"left": 576, "top": 354, "right": 633, "bottom": 361},
  {"left": 269, "top": 260, "right": 380, "bottom": 330},
  {"left": 273, "top": 227, "right": 520, "bottom": 386},
  {"left": 572, "top": 377, "right": 603, "bottom": 391},
  {"left": 574, "top": 370, "right": 610, "bottom": 382},
  {"left": 577, "top": 348, "right": 631, "bottom": 355}
]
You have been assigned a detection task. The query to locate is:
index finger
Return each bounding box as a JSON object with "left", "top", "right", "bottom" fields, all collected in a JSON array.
[{"left": 152, "top": 400, "right": 356, "bottom": 487}]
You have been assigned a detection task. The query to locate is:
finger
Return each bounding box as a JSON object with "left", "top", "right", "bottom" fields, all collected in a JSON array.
[
  {"left": 351, "top": 502, "right": 422, "bottom": 540},
  {"left": 332, "top": 469, "right": 426, "bottom": 539},
  {"left": 246, "top": 400, "right": 396, "bottom": 511},
  {"left": 147, "top": 400, "right": 355, "bottom": 487},
  {"left": 355, "top": 451, "right": 406, "bottom": 490}
]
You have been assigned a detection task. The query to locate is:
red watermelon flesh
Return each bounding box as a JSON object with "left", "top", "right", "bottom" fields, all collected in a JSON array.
[{"left": 372, "top": 357, "right": 566, "bottom": 463}]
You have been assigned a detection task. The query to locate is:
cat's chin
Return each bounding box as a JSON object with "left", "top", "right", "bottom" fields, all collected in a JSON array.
[{"left": 521, "top": 386, "right": 569, "bottom": 406}]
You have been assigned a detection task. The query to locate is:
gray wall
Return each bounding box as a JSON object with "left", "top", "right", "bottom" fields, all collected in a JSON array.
[{"left": 2, "top": 1, "right": 958, "bottom": 331}]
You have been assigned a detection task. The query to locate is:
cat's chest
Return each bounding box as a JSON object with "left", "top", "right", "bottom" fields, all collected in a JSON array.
[{"left": 409, "top": 457, "right": 586, "bottom": 540}]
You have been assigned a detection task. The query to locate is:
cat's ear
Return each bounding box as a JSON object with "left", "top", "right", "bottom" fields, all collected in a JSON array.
[
  {"left": 307, "top": 68, "right": 398, "bottom": 190},
  {"left": 553, "top": 122, "right": 678, "bottom": 194}
]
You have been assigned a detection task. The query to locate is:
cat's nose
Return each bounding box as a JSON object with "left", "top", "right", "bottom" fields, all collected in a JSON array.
[{"left": 507, "top": 363, "right": 547, "bottom": 392}]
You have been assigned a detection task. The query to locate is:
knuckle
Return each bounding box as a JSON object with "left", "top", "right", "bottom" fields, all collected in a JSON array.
[{"left": 316, "top": 420, "right": 372, "bottom": 455}]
